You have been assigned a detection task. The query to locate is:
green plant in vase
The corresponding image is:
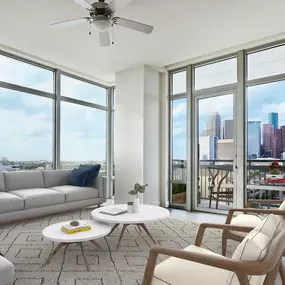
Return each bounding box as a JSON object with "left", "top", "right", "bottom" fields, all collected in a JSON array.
[{"left": 128, "top": 183, "right": 148, "bottom": 213}]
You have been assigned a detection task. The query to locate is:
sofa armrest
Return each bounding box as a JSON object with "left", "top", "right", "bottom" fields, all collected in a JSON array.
[{"left": 94, "top": 173, "right": 106, "bottom": 202}]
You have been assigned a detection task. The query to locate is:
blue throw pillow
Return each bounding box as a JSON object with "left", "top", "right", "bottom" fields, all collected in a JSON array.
[
  {"left": 68, "top": 168, "right": 89, "bottom": 187},
  {"left": 79, "top": 164, "right": 101, "bottom": 186}
]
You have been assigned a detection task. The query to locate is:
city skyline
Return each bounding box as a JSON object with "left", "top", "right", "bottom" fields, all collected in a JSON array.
[{"left": 173, "top": 80, "right": 285, "bottom": 160}]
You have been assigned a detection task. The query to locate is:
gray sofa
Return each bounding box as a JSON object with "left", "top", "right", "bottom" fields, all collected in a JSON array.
[{"left": 0, "top": 169, "right": 105, "bottom": 223}]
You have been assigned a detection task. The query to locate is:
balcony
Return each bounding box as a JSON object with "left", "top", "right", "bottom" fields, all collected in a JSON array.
[{"left": 172, "top": 159, "right": 285, "bottom": 210}]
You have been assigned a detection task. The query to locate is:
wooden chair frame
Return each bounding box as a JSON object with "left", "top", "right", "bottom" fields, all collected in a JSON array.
[
  {"left": 142, "top": 223, "right": 285, "bottom": 285},
  {"left": 222, "top": 199, "right": 285, "bottom": 256}
]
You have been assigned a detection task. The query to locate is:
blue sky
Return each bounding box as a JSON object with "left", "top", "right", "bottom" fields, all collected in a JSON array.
[
  {"left": 172, "top": 79, "right": 285, "bottom": 160},
  {"left": 0, "top": 55, "right": 107, "bottom": 162}
]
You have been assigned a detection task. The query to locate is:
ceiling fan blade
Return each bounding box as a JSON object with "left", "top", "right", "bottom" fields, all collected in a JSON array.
[
  {"left": 71, "top": 0, "right": 93, "bottom": 10},
  {"left": 99, "top": 31, "right": 110, "bottom": 47},
  {"left": 51, "top": 17, "right": 90, "bottom": 28},
  {"left": 113, "top": 17, "right": 153, "bottom": 34},
  {"left": 107, "top": 0, "right": 133, "bottom": 12}
]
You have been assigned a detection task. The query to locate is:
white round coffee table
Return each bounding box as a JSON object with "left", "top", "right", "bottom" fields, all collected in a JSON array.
[
  {"left": 91, "top": 204, "right": 170, "bottom": 249},
  {"left": 42, "top": 219, "right": 111, "bottom": 270}
]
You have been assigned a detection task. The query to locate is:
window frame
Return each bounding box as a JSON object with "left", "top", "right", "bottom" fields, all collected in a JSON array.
[{"left": 0, "top": 50, "right": 114, "bottom": 199}]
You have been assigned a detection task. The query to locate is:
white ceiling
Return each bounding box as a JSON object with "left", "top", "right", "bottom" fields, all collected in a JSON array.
[{"left": 1, "top": 0, "right": 285, "bottom": 85}]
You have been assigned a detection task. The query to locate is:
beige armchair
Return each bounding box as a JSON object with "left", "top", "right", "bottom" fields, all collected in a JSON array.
[
  {"left": 222, "top": 199, "right": 285, "bottom": 256},
  {"left": 142, "top": 215, "right": 285, "bottom": 285}
]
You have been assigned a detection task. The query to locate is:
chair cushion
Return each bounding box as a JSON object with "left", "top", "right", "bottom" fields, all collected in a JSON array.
[
  {"left": 152, "top": 245, "right": 230, "bottom": 285},
  {"left": 10, "top": 188, "right": 65, "bottom": 209},
  {"left": 0, "top": 255, "right": 15, "bottom": 285},
  {"left": 78, "top": 164, "right": 101, "bottom": 186},
  {"left": 0, "top": 192, "right": 24, "bottom": 214},
  {"left": 0, "top": 173, "right": 5, "bottom": 192},
  {"left": 50, "top": 185, "right": 99, "bottom": 203},
  {"left": 227, "top": 214, "right": 281, "bottom": 285},
  {"left": 4, "top": 171, "right": 44, "bottom": 191},
  {"left": 230, "top": 214, "right": 263, "bottom": 237},
  {"left": 68, "top": 168, "right": 89, "bottom": 187},
  {"left": 42, "top": 170, "right": 72, "bottom": 188},
  {"left": 278, "top": 200, "right": 285, "bottom": 210}
]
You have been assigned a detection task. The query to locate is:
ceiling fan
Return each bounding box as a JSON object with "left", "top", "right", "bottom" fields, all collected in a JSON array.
[{"left": 51, "top": 0, "right": 154, "bottom": 47}]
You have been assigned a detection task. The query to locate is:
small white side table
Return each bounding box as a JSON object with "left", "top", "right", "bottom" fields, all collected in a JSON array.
[
  {"left": 42, "top": 219, "right": 111, "bottom": 270},
  {"left": 91, "top": 204, "right": 170, "bottom": 249}
]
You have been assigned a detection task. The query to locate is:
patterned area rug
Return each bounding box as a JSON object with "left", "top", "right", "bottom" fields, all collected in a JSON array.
[{"left": 0, "top": 208, "right": 238, "bottom": 285}]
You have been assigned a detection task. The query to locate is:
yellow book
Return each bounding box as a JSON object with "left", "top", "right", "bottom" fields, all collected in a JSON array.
[{"left": 61, "top": 225, "right": 91, "bottom": 234}]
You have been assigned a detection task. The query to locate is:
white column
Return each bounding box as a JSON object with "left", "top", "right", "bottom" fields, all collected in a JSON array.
[{"left": 114, "top": 65, "right": 160, "bottom": 205}]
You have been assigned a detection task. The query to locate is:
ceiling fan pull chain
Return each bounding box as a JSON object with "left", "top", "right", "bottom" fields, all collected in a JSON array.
[{"left": 89, "top": 23, "right": 92, "bottom": 35}]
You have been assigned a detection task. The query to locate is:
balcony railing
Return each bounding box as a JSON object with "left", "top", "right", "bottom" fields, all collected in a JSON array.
[{"left": 172, "top": 159, "right": 285, "bottom": 205}]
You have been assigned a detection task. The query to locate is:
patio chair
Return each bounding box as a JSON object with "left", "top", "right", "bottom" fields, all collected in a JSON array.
[
  {"left": 222, "top": 199, "right": 285, "bottom": 256},
  {"left": 142, "top": 214, "right": 285, "bottom": 285}
]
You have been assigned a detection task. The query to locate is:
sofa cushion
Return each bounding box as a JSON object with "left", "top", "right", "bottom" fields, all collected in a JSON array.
[
  {"left": 227, "top": 214, "right": 281, "bottom": 285},
  {"left": 0, "top": 173, "right": 5, "bottom": 192},
  {"left": 10, "top": 188, "right": 65, "bottom": 209},
  {"left": 68, "top": 168, "right": 89, "bottom": 187},
  {"left": 229, "top": 214, "right": 263, "bottom": 237},
  {"left": 0, "top": 255, "right": 15, "bottom": 285},
  {"left": 4, "top": 171, "right": 44, "bottom": 191},
  {"left": 152, "top": 245, "right": 230, "bottom": 285},
  {"left": 0, "top": 192, "right": 24, "bottom": 214},
  {"left": 79, "top": 164, "right": 101, "bottom": 186},
  {"left": 43, "top": 170, "right": 72, "bottom": 188},
  {"left": 50, "top": 185, "right": 99, "bottom": 203}
]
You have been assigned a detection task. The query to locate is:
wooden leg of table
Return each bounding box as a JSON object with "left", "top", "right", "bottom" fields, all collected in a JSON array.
[
  {"left": 77, "top": 242, "right": 90, "bottom": 271},
  {"left": 43, "top": 242, "right": 66, "bottom": 267},
  {"left": 108, "top": 223, "right": 120, "bottom": 236},
  {"left": 89, "top": 240, "right": 104, "bottom": 251},
  {"left": 138, "top": 223, "right": 157, "bottom": 244},
  {"left": 116, "top": 224, "right": 129, "bottom": 250}
]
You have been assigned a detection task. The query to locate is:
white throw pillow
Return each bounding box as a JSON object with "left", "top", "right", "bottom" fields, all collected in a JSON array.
[{"left": 226, "top": 214, "right": 282, "bottom": 285}]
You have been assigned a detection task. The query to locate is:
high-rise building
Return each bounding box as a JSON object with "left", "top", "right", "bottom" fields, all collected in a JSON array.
[
  {"left": 223, "top": 119, "right": 234, "bottom": 139},
  {"left": 199, "top": 136, "right": 217, "bottom": 160},
  {"left": 280, "top": 126, "right": 285, "bottom": 152},
  {"left": 248, "top": 121, "right": 261, "bottom": 159},
  {"left": 272, "top": 129, "right": 282, "bottom": 159},
  {"left": 262, "top": 123, "right": 274, "bottom": 152},
  {"left": 202, "top": 112, "right": 221, "bottom": 139},
  {"left": 216, "top": 139, "right": 233, "bottom": 160},
  {"left": 268, "top": 112, "right": 279, "bottom": 130}
]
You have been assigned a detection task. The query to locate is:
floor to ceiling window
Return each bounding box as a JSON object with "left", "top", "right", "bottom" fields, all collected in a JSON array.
[
  {"left": 169, "top": 42, "right": 285, "bottom": 212},
  {"left": 0, "top": 52, "right": 112, "bottom": 195},
  {"left": 246, "top": 45, "right": 285, "bottom": 201},
  {"left": 170, "top": 70, "right": 187, "bottom": 207}
]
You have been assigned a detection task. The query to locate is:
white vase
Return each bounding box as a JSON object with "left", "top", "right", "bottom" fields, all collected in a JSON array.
[{"left": 133, "top": 196, "right": 140, "bottom": 213}]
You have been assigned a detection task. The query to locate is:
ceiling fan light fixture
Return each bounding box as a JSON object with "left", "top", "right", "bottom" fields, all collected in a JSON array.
[{"left": 91, "top": 18, "right": 111, "bottom": 32}]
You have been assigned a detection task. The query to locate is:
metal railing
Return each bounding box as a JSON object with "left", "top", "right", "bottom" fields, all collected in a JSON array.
[{"left": 172, "top": 159, "right": 285, "bottom": 202}]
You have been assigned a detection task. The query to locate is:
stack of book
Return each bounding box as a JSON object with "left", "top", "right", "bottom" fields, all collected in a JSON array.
[{"left": 61, "top": 222, "right": 91, "bottom": 234}]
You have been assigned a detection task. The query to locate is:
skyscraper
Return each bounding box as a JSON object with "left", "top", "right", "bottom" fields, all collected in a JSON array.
[
  {"left": 272, "top": 129, "right": 282, "bottom": 159},
  {"left": 262, "top": 124, "right": 274, "bottom": 154},
  {"left": 199, "top": 136, "right": 217, "bottom": 160},
  {"left": 223, "top": 119, "right": 234, "bottom": 139},
  {"left": 202, "top": 112, "right": 221, "bottom": 139},
  {"left": 216, "top": 139, "right": 233, "bottom": 160},
  {"left": 268, "top": 112, "right": 278, "bottom": 130},
  {"left": 248, "top": 121, "right": 261, "bottom": 159}
]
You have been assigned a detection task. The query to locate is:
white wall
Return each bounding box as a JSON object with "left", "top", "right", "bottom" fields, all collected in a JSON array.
[{"left": 115, "top": 65, "right": 160, "bottom": 205}]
